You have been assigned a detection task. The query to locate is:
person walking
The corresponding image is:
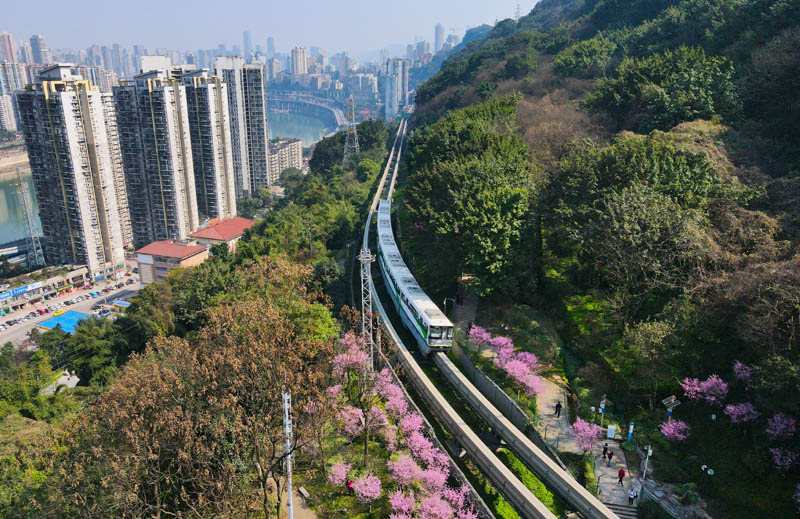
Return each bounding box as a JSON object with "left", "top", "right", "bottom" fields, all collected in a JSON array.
[
  {"left": 618, "top": 468, "right": 626, "bottom": 486},
  {"left": 628, "top": 488, "right": 639, "bottom": 505},
  {"left": 554, "top": 401, "right": 562, "bottom": 418},
  {"left": 606, "top": 450, "right": 614, "bottom": 467},
  {"left": 602, "top": 443, "right": 608, "bottom": 459},
  {"left": 346, "top": 479, "right": 354, "bottom": 494}
]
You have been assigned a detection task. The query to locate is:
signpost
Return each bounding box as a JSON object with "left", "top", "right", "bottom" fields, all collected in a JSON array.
[
  {"left": 627, "top": 421, "right": 634, "bottom": 443},
  {"left": 643, "top": 446, "right": 653, "bottom": 481},
  {"left": 662, "top": 395, "right": 681, "bottom": 423}
]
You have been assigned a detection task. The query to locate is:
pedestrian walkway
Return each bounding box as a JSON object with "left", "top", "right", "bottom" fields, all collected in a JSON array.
[
  {"left": 452, "top": 285, "right": 478, "bottom": 332},
  {"left": 535, "top": 376, "right": 641, "bottom": 512}
]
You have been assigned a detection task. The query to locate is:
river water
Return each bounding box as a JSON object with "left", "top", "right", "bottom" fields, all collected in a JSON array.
[
  {"left": 0, "top": 172, "right": 39, "bottom": 244},
  {"left": 0, "top": 113, "right": 329, "bottom": 243},
  {"left": 268, "top": 111, "right": 332, "bottom": 147}
]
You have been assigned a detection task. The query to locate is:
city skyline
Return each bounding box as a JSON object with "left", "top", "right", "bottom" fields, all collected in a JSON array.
[{"left": 3, "top": 0, "right": 526, "bottom": 57}]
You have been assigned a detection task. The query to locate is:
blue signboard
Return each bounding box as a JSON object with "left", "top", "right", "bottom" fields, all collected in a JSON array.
[
  {"left": 94, "top": 274, "right": 106, "bottom": 281},
  {"left": 0, "top": 291, "right": 10, "bottom": 301}
]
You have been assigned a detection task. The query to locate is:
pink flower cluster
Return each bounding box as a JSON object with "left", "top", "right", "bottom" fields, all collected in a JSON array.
[
  {"left": 570, "top": 418, "right": 602, "bottom": 452},
  {"left": 732, "top": 360, "right": 752, "bottom": 381},
  {"left": 660, "top": 420, "right": 690, "bottom": 441},
  {"left": 680, "top": 374, "right": 728, "bottom": 405},
  {"left": 333, "top": 332, "right": 370, "bottom": 378},
  {"left": 353, "top": 474, "right": 382, "bottom": 503},
  {"left": 769, "top": 448, "right": 798, "bottom": 472},
  {"left": 471, "top": 327, "right": 543, "bottom": 397},
  {"left": 724, "top": 402, "right": 759, "bottom": 423},
  {"left": 328, "top": 462, "right": 351, "bottom": 486},
  {"left": 766, "top": 413, "right": 797, "bottom": 440},
  {"left": 339, "top": 406, "right": 364, "bottom": 439}
]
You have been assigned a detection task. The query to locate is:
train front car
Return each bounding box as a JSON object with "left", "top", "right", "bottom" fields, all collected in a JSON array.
[{"left": 376, "top": 200, "right": 454, "bottom": 355}]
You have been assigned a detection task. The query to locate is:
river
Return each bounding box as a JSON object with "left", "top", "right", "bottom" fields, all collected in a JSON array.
[
  {"left": 0, "top": 171, "right": 40, "bottom": 245},
  {"left": 268, "top": 111, "right": 332, "bottom": 147}
]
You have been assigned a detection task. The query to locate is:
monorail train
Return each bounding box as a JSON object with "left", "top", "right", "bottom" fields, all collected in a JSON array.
[{"left": 376, "top": 199, "right": 454, "bottom": 355}]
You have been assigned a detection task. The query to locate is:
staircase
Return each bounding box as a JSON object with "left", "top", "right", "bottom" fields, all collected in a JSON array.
[{"left": 605, "top": 502, "right": 639, "bottom": 519}]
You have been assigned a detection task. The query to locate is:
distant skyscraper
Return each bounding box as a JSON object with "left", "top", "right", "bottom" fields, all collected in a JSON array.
[
  {"left": 0, "top": 32, "right": 15, "bottom": 62},
  {"left": 29, "top": 35, "right": 51, "bottom": 64},
  {"left": 267, "top": 58, "right": 281, "bottom": 80},
  {"left": 181, "top": 69, "right": 237, "bottom": 220},
  {"left": 113, "top": 70, "right": 199, "bottom": 247},
  {"left": 215, "top": 56, "right": 272, "bottom": 196},
  {"left": 243, "top": 30, "right": 252, "bottom": 60},
  {"left": 416, "top": 40, "right": 431, "bottom": 59},
  {"left": 17, "top": 65, "right": 127, "bottom": 277},
  {"left": 291, "top": 46, "right": 308, "bottom": 75},
  {"left": 435, "top": 24, "right": 445, "bottom": 54},
  {"left": 406, "top": 44, "right": 415, "bottom": 60},
  {"left": 0, "top": 94, "right": 16, "bottom": 132},
  {"left": 401, "top": 59, "right": 410, "bottom": 106},
  {"left": 384, "top": 74, "right": 399, "bottom": 120},
  {"left": 0, "top": 62, "right": 26, "bottom": 94},
  {"left": 17, "top": 42, "right": 33, "bottom": 64},
  {"left": 267, "top": 37, "right": 275, "bottom": 57}
]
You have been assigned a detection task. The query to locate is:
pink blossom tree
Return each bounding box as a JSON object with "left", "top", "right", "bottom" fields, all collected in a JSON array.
[
  {"left": 570, "top": 418, "right": 602, "bottom": 452},
  {"left": 732, "top": 361, "right": 752, "bottom": 381},
  {"left": 339, "top": 406, "right": 364, "bottom": 439},
  {"left": 417, "top": 495, "right": 455, "bottom": 519},
  {"left": 724, "top": 403, "right": 760, "bottom": 423},
  {"left": 766, "top": 413, "right": 796, "bottom": 440},
  {"left": 328, "top": 462, "right": 351, "bottom": 486},
  {"left": 681, "top": 375, "right": 728, "bottom": 405},
  {"left": 660, "top": 420, "right": 690, "bottom": 440},
  {"left": 389, "top": 489, "right": 416, "bottom": 515},
  {"left": 468, "top": 325, "right": 491, "bottom": 351},
  {"left": 769, "top": 448, "right": 798, "bottom": 472},
  {"left": 353, "top": 473, "right": 382, "bottom": 504},
  {"left": 388, "top": 454, "right": 422, "bottom": 486}
]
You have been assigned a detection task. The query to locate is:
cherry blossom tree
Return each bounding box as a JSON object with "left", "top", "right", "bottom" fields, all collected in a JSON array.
[
  {"left": 724, "top": 402, "right": 759, "bottom": 423},
  {"left": 389, "top": 489, "right": 416, "bottom": 516},
  {"left": 328, "top": 463, "right": 351, "bottom": 486},
  {"left": 732, "top": 361, "right": 752, "bottom": 381},
  {"left": 339, "top": 406, "right": 364, "bottom": 439},
  {"left": 570, "top": 418, "right": 602, "bottom": 452},
  {"left": 769, "top": 448, "right": 798, "bottom": 472},
  {"left": 353, "top": 473, "right": 382, "bottom": 504},
  {"left": 660, "top": 420, "right": 690, "bottom": 440},
  {"left": 680, "top": 374, "right": 728, "bottom": 405},
  {"left": 468, "top": 325, "right": 491, "bottom": 351},
  {"left": 418, "top": 495, "right": 455, "bottom": 519},
  {"left": 766, "top": 413, "right": 797, "bottom": 440},
  {"left": 388, "top": 454, "right": 422, "bottom": 486}
]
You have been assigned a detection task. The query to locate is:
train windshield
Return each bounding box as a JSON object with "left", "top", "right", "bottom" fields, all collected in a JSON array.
[{"left": 429, "top": 326, "right": 444, "bottom": 339}]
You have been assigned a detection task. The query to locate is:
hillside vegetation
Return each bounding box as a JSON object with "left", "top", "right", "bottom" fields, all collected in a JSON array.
[{"left": 406, "top": 1, "right": 800, "bottom": 517}]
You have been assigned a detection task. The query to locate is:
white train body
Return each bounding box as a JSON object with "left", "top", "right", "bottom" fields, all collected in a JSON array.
[{"left": 376, "top": 199, "right": 453, "bottom": 355}]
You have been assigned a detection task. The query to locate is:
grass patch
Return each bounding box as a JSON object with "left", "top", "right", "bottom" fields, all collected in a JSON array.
[
  {"left": 496, "top": 448, "right": 569, "bottom": 517},
  {"left": 560, "top": 452, "right": 598, "bottom": 496}
]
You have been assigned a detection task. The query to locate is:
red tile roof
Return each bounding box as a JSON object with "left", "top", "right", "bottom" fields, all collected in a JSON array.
[
  {"left": 136, "top": 241, "right": 208, "bottom": 259},
  {"left": 189, "top": 217, "right": 255, "bottom": 241}
]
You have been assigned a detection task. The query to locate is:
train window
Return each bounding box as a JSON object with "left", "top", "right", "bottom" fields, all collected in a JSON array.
[
  {"left": 429, "top": 327, "right": 443, "bottom": 339},
  {"left": 446, "top": 327, "right": 453, "bottom": 339}
]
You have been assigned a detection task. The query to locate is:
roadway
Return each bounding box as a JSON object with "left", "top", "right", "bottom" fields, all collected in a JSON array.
[{"left": 0, "top": 280, "right": 141, "bottom": 347}]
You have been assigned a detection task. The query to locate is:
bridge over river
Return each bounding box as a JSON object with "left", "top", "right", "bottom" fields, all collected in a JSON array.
[{"left": 266, "top": 93, "right": 347, "bottom": 137}]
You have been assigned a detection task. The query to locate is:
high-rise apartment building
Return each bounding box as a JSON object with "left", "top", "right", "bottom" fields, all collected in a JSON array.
[
  {"left": 16, "top": 65, "right": 127, "bottom": 277},
  {"left": 243, "top": 31, "right": 252, "bottom": 61},
  {"left": 214, "top": 56, "right": 271, "bottom": 196},
  {"left": 268, "top": 138, "right": 302, "bottom": 183},
  {"left": 267, "top": 58, "right": 281, "bottom": 81},
  {"left": 17, "top": 42, "right": 33, "bottom": 64},
  {"left": 0, "top": 32, "right": 16, "bottom": 62},
  {"left": 291, "top": 46, "right": 308, "bottom": 75},
  {"left": 0, "top": 94, "right": 16, "bottom": 132},
  {"left": 267, "top": 37, "right": 275, "bottom": 57},
  {"left": 435, "top": 24, "right": 445, "bottom": 54},
  {"left": 29, "top": 35, "right": 51, "bottom": 64},
  {"left": 400, "top": 59, "right": 410, "bottom": 106},
  {"left": 0, "top": 62, "right": 27, "bottom": 94},
  {"left": 113, "top": 69, "right": 199, "bottom": 248},
  {"left": 181, "top": 69, "right": 237, "bottom": 220},
  {"left": 384, "top": 74, "right": 399, "bottom": 120}
]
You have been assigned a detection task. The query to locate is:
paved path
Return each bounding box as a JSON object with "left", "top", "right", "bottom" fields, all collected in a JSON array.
[{"left": 535, "top": 377, "right": 641, "bottom": 509}]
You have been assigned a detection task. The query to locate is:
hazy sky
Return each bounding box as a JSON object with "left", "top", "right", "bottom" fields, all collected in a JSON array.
[{"left": 5, "top": 0, "right": 526, "bottom": 56}]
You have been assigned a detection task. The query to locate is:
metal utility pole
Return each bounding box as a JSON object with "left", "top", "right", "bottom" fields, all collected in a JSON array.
[
  {"left": 283, "top": 390, "right": 294, "bottom": 519},
  {"left": 342, "top": 95, "right": 360, "bottom": 168},
  {"left": 357, "top": 248, "right": 375, "bottom": 367},
  {"left": 515, "top": 4, "right": 523, "bottom": 21},
  {"left": 15, "top": 168, "right": 44, "bottom": 268}
]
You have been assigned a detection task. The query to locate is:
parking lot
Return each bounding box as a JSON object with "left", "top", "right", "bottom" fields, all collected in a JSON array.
[{"left": 0, "top": 277, "right": 141, "bottom": 347}]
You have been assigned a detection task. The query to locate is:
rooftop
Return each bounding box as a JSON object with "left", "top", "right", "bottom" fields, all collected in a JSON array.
[
  {"left": 189, "top": 217, "right": 255, "bottom": 241},
  {"left": 136, "top": 240, "right": 208, "bottom": 259}
]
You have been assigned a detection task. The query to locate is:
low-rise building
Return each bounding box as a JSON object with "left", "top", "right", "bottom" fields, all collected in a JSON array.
[
  {"left": 189, "top": 216, "right": 254, "bottom": 254},
  {"left": 135, "top": 241, "right": 209, "bottom": 285}
]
